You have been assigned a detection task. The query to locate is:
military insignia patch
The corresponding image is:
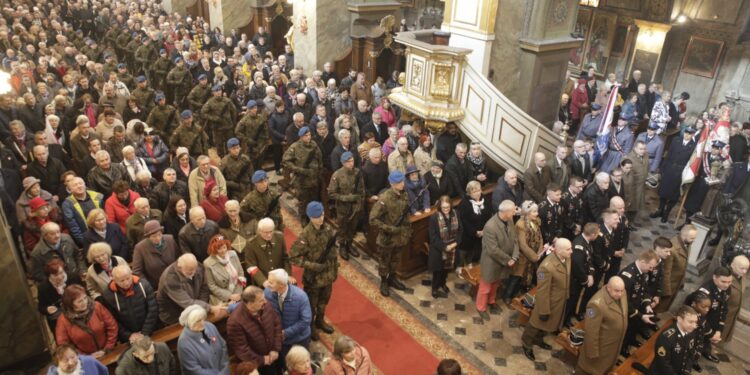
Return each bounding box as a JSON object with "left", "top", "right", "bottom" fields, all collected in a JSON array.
[
  {"left": 657, "top": 346, "right": 666, "bottom": 357},
  {"left": 537, "top": 272, "right": 545, "bottom": 280},
  {"left": 587, "top": 308, "right": 595, "bottom": 318}
]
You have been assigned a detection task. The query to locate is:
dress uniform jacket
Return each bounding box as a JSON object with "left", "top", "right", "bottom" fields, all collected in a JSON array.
[
  {"left": 244, "top": 232, "right": 291, "bottom": 287},
  {"left": 620, "top": 262, "right": 652, "bottom": 319},
  {"left": 648, "top": 322, "right": 695, "bottom": 375},
  {"left": 660, "top": 236, "right": 690, "bottom": 309},
  {"left": 636, "top": 132, "right": 663, "bottom": 173},
  {"left": 480, "top": 214, "right": 520, "bottom": 283},
  {"left": 723, "top": 274, "right": 747, "bottom": 341},
  {"left": 529, "top": 253, "right": 570, "bottom": 332},
  {"left": 699, "top": 280, "right": 730, "bottom": 335},
  {"left": 570, "top": 235, "right": 595, "bottom": 300},
  {"left": 561, "top": 188, "right": 583, "bottom": 239},
  {"left": 647, "top": 259, "right": 665, "bottom": 299},
  {"left": 576, "top": 287, "right": 628, "bottom": 375},
  {"left": 659, "top": 137, "right": 696, "bottom": 201},
  {"left": 522, "top": 165, "right": 552, "bottom": 203},
  {"left": 625, "top": 150, "right": 649, "bottom": 212},
  {"left": 593, "top": 224, "right": 616, "bottom": 274},
  {"left": 538, "top": 198, "right": 564, "bottom": 244}
]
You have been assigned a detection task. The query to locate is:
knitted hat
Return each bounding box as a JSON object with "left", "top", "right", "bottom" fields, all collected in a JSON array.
[
  {"left": 143, "top": 220, "right": 164, "bottom": 237},
  {"left": 23, "top": 177, "right": 40, "bottom": 192},
  {"left": 203, "top": 179, "right": 217, "bottom": 198},
  {"left": 29, "top": 196, "right": 48, "bottom": 212},
  {"left": 251, "top": 170, "right": 267, "bottom": 184},
  {"left": 306, "top": 201, "right": 324, "bottom": 219},
  {"left": 389, "top": 170, "right": 405, "bottom": 184},
  {"left": 176, "top": 147, "right": 189, "bottom": 159}
]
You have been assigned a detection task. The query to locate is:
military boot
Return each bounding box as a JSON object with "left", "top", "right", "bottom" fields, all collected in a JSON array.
[
  {"left": 347, "top": 241, "right": 360, "bottom": 258},
  {"left": 316, "top": 316, "right": 335, "bottom": 334},
  {"left": 389, "top": 275, "right": 407, "bottom": 291},
  {"left": 339, "top": 241, "right": 349, "bottom": 261},
  {"left": 380, "top": 277, "right": 390, "bottom": 297},
  {"left": 310, "top": 322, "right": 320, "bottom": 341}
]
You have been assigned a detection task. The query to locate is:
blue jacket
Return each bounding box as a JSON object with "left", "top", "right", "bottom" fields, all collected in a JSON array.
[
  {"left": 177, "top": 321, "right": 230, "bottom": 375},
  {"left": 47, "top": 355, "right": 108, "bottom": 375},
  {"left": 264, "top": 284, "right": 312, "bottom": 345}
]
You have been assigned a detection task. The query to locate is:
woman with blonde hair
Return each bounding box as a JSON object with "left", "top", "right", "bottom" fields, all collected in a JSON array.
[
  {"left": 85, "top": 242, "right": 127, "bottom": 300},
  {"left": 504, "top": 200, "right": 543, "bottom": 301},
  {"left": 285, "top": 345, "right": 321, "bottom": 375}
]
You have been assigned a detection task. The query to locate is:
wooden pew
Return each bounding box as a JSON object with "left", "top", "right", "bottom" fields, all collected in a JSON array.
[
  {"left": 610, "top": 318, "right": 675, "bottom": 375},
  {"left": 555, "top": 321, "right": 584, "bottom": 357},
  {"left": 510, "top": 287, "right": 537, "bottom": 326},
  {"left": 99, "top": 314, "right": 228, "bottom": 373}
]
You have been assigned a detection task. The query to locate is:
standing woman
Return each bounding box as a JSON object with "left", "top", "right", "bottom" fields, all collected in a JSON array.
[
  {"left": 506, "top": 201, "right": 543, "bottom": 300},
  {"left": 457, "top": 181, "right": 492, "bottom": 275},
  {"left": 428, "top": 195, "right": 462, "bottom": 299}
]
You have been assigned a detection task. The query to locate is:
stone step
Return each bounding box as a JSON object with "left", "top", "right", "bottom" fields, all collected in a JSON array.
[{"left": 722, "top": 321, "right": 750, "bottom": 358}]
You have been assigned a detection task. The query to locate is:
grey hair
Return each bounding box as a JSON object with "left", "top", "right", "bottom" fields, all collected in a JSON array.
[
  {"left": 269, "top": 268, "right": 289, "bottom": 284},
  {"left": 225, "top": 200, "right": 240, "bottom": 210},
  {"left": 132, "top": 335, "right": 153, "bottom": 353},
  {"left": 95, "top": 150, "right": 110, "bottom": 160},
  {"left": 134, "top": 197, "right": 150, "bottom": 209},
  {"left": 135, "top": 170, "right": 152, "bottom": 181},
  {"left": 41, "top": 221, "right": 61, "bottom": 236},
  {"left": 122, "top": 145, "right": 135, "bottom": 155},
  {"left": 595, "top": 171, "right": 609, "bottom": 183},
  {"left": 257, "top": 217, "right": 275, "bottom": 231},
  {"left": 520, "top": 200, "right": 538, "bottom": 216},
  {"left": 176, "top": 253, "right": 198, "bottom": 269},
  {"left": 498, "top": 200, "right": 516, "bottom": 213},
  {"left": 338, "top": 129, "right": 351, "bottom": 140},
  {"left": 178, "top": 304, "right": 206, "bottom": 329},
  {"left": 455, "top": 143, "right": 467, "bottom": 152}
]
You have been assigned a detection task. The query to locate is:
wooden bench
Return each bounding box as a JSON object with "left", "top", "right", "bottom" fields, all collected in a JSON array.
[
  {"left": 99, "top": 313, "right": 228, "bottom": 373},
  {"left": 510, "top": 287, "right": 537, "bottom": 325},
  {"left": 555, "top": 321, "right": 584, "bottom": 357},
  {"left": 610, "top": 318, "right": 675, "bottom": 375}
]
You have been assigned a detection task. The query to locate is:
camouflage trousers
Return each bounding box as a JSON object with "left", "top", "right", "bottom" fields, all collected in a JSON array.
[
  {"left": 295, "top": 183, "right": 320, "bottom": 226},
  {"left": 212, "top": 128, "right": 235, "bottom": 157},
  {"left": 304, "top": 284, "right": 333, "bottom": 319},
  {"left": 335, "top": 204, "right": 361, "bottom": 242},
  {"left": 378, "top": 245, "right": 407, "bottom": 278}
]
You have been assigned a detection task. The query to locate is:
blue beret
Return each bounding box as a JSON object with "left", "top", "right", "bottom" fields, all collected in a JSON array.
[
  {"left": 117, "top": 63, "right": 126, "bottom": 69},
  {"left": 174, "top": 56, "right": 183, "bottom": 63},
  {"left": 251, "top": 170, "right": 267, "bottom": 184},
  {"left": 648, "top": 123, "right": 660, "bottom": 130},
  {"left": 340, "top": 151, "right": 353, "bottom": 163},
  {"left": 159, "top": 49, "right": 167, "bottom": 54},
  {"left": 181, "top": 110, "right": 193, "bottom": 119},
  {"left": 306, "top": 201, "right": 324, "bottom": 219},
  {"left": 298, "top": 127, "right": 310, "bottom": 137},
  {"left": 135, "top": 75, "right": 146, "bottom": 83},
  {"left": 198, "top": 74, "right": 208, "bottom": 81},
  {"left": 591, "top": 103, "right": 602, "bottom": 110},
  {"left": 246, "top": 100, "right": 257, "bottom": 108},
  {"left": 154, "top": 93, "right": 165, "bottom": 102},
  {"left": 684, "top": 127, "right": 696, "bottom": 134},
  {"left": 227, "top": 138, "right": 240, "bottom": 148},
  {"left": 389, "top": 170, "right": 405, "bottom": 184},
  {"left": 212, "top": 84, "right": 223, "bottom": 92}
]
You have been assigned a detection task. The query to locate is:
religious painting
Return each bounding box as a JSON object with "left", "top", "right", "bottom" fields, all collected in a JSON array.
[
  {"left": 603, "top": 0, "right": 641, "bottom": 11},
  {"left": 583, "top": 11, "right": 617, "bottom": 75},
  {"left": 629, "top": 49, "right": 659, "bottom": 83},
  {"left": 681, "top": 36, "right": 725, "bottom": 78},
  {"left": 610, "top": 23, "right": 631, "bottom": 57},
  {"left": 569, "top": 8, "right": 592, "bottom": 70}
]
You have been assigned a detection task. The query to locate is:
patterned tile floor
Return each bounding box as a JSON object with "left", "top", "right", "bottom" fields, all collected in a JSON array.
[{"left": 336, "top": 187, "right": 750, "bottom": 374}]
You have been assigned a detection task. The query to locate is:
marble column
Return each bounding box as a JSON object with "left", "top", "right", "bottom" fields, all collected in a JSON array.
[{"left": 291, "top": 0, "right": 353, "bottom": 73}]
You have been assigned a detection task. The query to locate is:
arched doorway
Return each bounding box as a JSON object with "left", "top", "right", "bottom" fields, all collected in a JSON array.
[
  {"left": 375, "top": 47, "right": 405, "bottom": 83},
  {"left": 270, "top": 15, "right": 290, "bottom": 57}
]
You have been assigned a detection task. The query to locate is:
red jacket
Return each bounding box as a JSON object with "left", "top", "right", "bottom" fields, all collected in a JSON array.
[
  {"left": 226, "top": 302, "right": 282, "bottom": 365},
  {"left": 105, "top": 190, "right": 141, "bottom": 233},
  {"left": 570, "top": 79, "right": 589, "bottom": 120},
  {"left": 55, "top": 301, "right": 119, "bottom": 354}
]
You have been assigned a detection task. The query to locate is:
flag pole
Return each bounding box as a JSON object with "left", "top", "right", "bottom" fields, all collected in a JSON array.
[{"left": 674, "top": 183, "right": 693, "bottom": 228}]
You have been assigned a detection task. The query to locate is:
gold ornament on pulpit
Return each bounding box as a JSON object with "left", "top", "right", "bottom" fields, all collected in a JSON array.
[{"left": 425, "top": 120, "right": 446, "bottom": 134}]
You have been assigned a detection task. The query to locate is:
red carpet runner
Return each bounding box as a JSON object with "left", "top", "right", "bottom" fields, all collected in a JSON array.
[{"left": 283, "top": 229, "right": 440, "bottom": 374}]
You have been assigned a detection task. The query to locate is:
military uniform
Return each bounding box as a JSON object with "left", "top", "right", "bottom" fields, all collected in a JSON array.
[
  {"left": 146, "top": 104, "right": 179, "bottom": 139},
  {"left": 605, "top": 215, "right": 630, "bottom": 282},
  {"left": 244, "top": 231, "right": 290, "bottom": 286},
  {"left": 187, "top": 83, "right": 212, "bottom": 114},
  {"left": 152, "top": 56, "right": 172, "bottom": 91},
  {"left": 124, "top": 38, "right": 140, "bottom": 72},
  {"left": 115, "top": 31, "right": 131, "bottom": 61},
  {"left": 698, "top": 280, "right": 729, "bottom": 356},
  {"left": 134, "top": 42, "right": 158, "bottom": 80},
  {"left": 561, "top": 188, "right": 583, "bottom": 240},
  {"left": 522, "top": 253, "right": 570, "bottom": 352},
  {"left": 566, "top": 234, "right": 596, "bottom": 325},
  {"left": 283, "top": 139, "right": 323, "bottom": 225},
  {"left": 235, "top": 111, "right": 269, "bottom": 165},
  {"left": 656, "top": 235, "right": 690, "bottom": 313},
  {"left": 538, "top": 199, "right": 564, "bottom": 245},
  {"left": 289, "top": 222, "right": 337, "bottom": 340},
  {"left": 647, "top": 259, "right": 665, "bottom": 304},
  {"left": 620, "top": 262, "right": 653, "bottom": 352},
  {"left": 220, "top": 153, "right": 253, "bottom": 199},
  {"left": 585, "top": 223, "right": 616, "bottom": 306},
  {"left": 201, "top": 95, "right": 237, "bottom": 156},
  {"left": 166, "top": 65, "right": 193, "bottom": 107},
  {"left": 369, "top": 187, "right": 411, "bottom": 280},
  {"left": 648, "top": 322, "right": 696, "bottom": 375},
  {"left": 240, "top": 187, "right": 283, "bottom": 229},
  {"left": 169, "top": 122, "right": 210, "bottom": 156},
  {"left": 131, "top": 86, "right": 156, "bottom": 115},
  {"left": 327, "top": 166, "right": 365, "bottom": 259},
  {"left": 103, "top": 60, "right": 119, "bottom": 77},
  {"left": 575, "top": 287, "right": 628, "bottom": 375}
]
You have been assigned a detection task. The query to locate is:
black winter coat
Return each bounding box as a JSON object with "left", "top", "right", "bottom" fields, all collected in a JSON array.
[
  {"left": 101, "top": 277, "right": 159, "bottom": 342},
  {"left": 82, "top": 223, "right": 131, "bottom": 261},
  {"left": 458, "top": 197, "right": 492, "bottom": 254}
]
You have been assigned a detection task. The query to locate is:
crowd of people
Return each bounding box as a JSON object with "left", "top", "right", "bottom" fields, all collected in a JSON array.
[{"left": 1, "top": 0, "right": 749, "bottom": 374}]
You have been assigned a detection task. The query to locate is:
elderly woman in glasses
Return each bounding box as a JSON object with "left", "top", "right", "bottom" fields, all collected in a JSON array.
[
  {"left": 177, "top": 305, "right": 230, "bottom": 375},
  {"left": 204, "top": 234, "right": 246, "bottom": 306}
]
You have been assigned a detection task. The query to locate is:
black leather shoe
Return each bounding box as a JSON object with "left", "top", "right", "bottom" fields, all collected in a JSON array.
[
  {"left": 441, "top": 285, "right": 450, "bottom": 293},
  {"left": 523, "top": 347, "right": 535, "bottom": 361},
  {"left": 316, "top": 318, "right": 334, "bottom": 334},
  {"left": 702, "top": 352, "right": 720, "bottom": 363},
  {"left": 639, "top": 330, "right": 652, "bottom": 340},
  {"left": 477, "top": 309, "right": 490, "bottom": 321},
  {"left": 620, "top": 348, "right": 630, "bottom": 357},
  {"left": 693, "top": 363, "right": 703, "bottom": 373},
  {"left": 380, "top": 278, "right": 390, "bottom": 297},
  {"left": 432, "top": 289, "right": 448, "bottom": 299},
  {"left": 389, "top": 276, "right": 407, "bottom": 291},
  {"left": 538, "top": 342, "right": 552, "bottom": 350},
  {"left": 348, "top": 245, "right": 360, "bottom": 258},
  {"left": 649, "top": 211, "right": 662, "bottom": 218}
]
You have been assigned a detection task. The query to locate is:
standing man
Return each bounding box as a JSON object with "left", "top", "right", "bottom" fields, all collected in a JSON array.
[
  {"left": 619, "top": 250, "right": 659, "bottom": 356},
  {"left": 220, "top": 138, "right": 253, "bottom": 200},
  {"left": 624, "top": 141, "right": 649, "bottom": 223},
  {"left": 648, "top": 306, "right": 700, "bottom": 374},
  {"left": 568, "top": 140, "right": 593, "bottom": 183},
  {"left": 521, "top": 238, "right": 571, "bottom": 361},
  {"left": 240, "top": 171, "right": 283, "bottom": 229},
  {"left": 585, "top": 208, "right": 619, "bottom": 305},
  {"left": 282, "top": 127, "right": 323, "bottom": 226},
  {"left": 724, "top": 255, "right": 750, "bottom": 342},
  {"left": 369, "top": 171, "right": 411, "bottom": 297},
  {"left": 289, "top": 202, "right": 338, "bottom": 341},
  {"left": 548, "top": 144, "right": 570, "bottom": 188},
  {"left": 598, "top": 117, "right": 635, "bottom": 174},
  {"left": 696, "top": 267, "right": 733, "bottom": 363},
  {"left": 170, "top": 110, "right": 210, "bottom": 157},
  {"left": 477, "top": 200, "right": 519, "bottom": 316},
  {"left": 646, "top": 237, "right": 673, "bottom": 315},
  {"left": 202, "top": 85, "right": 237, "bottom": 157},
  {"left": 523, "top": 152, "right": 552, "bottom": 203},
  {"left": 651, "top": 127, "right": 696, "bottom": 223},
  {"left": 165, "top": 57, "right": 193, "bottom": 107},
  {"left": 656, "top": 225, "right": 696, "bottom": 312},
  {"left": 226, "top": 286, "right": 283, "bottom": 374},
  {"left": 264, "top": 269, "right": 312, "bottom": 364},
  {"left": 537, "top": 183, "right": 564, "bottom": 245},
  {"left": 561, "top": 176, "right": 585, "bottom": 240},
  {"left": 635, "top": 123, "right": 663, "bottom": 174},
  {"left": 606, "top": 197, "right": 629, "bottom": 282},
  {"left": 583, "top": 172, "right": 610, "bottom": 223},
  {"left": 235, "top": 100, "right": 269, "bottom": 167},
  {"left": 565, "top": 223, "right": 599, "bottom": 326},
  {"left": 327, "top": 152, "right": 365, "bottom": 260},
  {"left": 575, "top": 276, "right": 628, "bottom": 375}
]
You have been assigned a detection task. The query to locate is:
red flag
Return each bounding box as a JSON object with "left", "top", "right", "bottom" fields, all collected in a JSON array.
[{"left": 682, "top": 108, "right": 731, "bottom": 185}]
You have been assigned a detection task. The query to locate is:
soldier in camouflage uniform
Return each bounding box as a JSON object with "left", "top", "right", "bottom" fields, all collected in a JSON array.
[
  {"left": 234, "top": 100, "right": 269, "bottom": 167},
  {"left": 103, "top": 53, "right": 119, "bottom": 77},
  {"left": 166, "top": 57, "right": 193, "bottom": 107},
  {"left": 117, "top": 64, "right": 135, "bottom": 90},
  {"left": 146, "top": 92, "right": 179, "bottom": 139},
  {"left": 152, "top": 49, "right": 171, "bottom": 92},
  {"left": 221, "top": 138, "right": 253, "bottom": 199},
  {"left": 124, "top": 33, "right": 142, "bottom": 73},
  {"left": 130, "top": 76, "right": 156, "bottom": 115},
  {"left": 370, "top": 170, "right": 411, "bottom": 297},
  {"left": 240, "top": 170, "right": 283, "bottom": 230},
  {"left": 170, "top": 110, "right": 210, "bottom": 156},
  {"left": 327, "top": 151, "right": 364, "bottom": 260},
  {"left": 289, "top": 201, "right": 338, "bottom": 341},
  {"left": 134, "top": 37, "right": 158, "bottom": 81},
  {"left": 201, "top": 84, "right": 237, "bottom": 157},
  {"left": 104, "top": 24, "right": 121, "bottom": 51},
  {"left": 115, "top": 29, "right": 131, "bottom": 63},
  {"left": 283, "top": 127, "right": 323, "bottom": 227},
  {"left": 187, "top": 74, "right": 212, "bottom": 117},
  {"left": 82, "top": 39, "right": 102, "bottom": 62}
]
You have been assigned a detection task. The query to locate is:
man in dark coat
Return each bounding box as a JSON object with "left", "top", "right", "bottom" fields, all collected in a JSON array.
[
  {"left": 651, "top": 128, "right": 696, "bottom": 223},
  {"left": 178, "top": 207, "right": 220, "bottom": 263},
  {"left": 28, "top": 145, "right": 67, "bottom": 198},
  {"left": 226, "top": 286, "right": 283, "bottom": 374},
  {"left": 436, "top": 123, "right": 461, "bottom": 163},
  {"left": 583, "top": 171, "right": 610, "bottom": 223},
  {"left": 360, "top": 111, "right": 388, "bottom": 145},
  {"left": 102, "top": 265, "right": 158, "bottom": 343},
  {"left": 565, "top": 223, "right": 599, "bottom": 326},
  {"left": 424, "top": 160, "right": 459, "bottom": 205},
  {"left": 729, "top": 123, "right": 748, "bottom": 163},
  {"left": 491, "top": 169, "right": 524, "bottom": 212},
  {"left": 568, "top": 140, "right": 593, "bottom": 183},
  {"left": 445, "top": 143, "right": 472, "bottom": 196},
  {"left": 362, "top": 149, "right": 389, "bottom": 199},
  {"left": 523, "top": 152, "right": 552, "bottom": 203},
  {"left": 724, "top": 153, "right": 750, "bottom": 196},
  {"left": 115, "top": 336, "right": 177, "bottom": 375}
]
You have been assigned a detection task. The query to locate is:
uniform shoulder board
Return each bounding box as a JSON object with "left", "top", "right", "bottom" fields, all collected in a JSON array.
[
  {"left": 665, "top": 328, "right": 676, "bottom": 337},
  {"left": 699, "top": 287, "right": 710, "bottom": 294},
  {"left": 621, "top": 271, "right": 632, "bottom": 278},
  {"left": 574, "top": 245, "right": 584, "bottom": 250}
]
